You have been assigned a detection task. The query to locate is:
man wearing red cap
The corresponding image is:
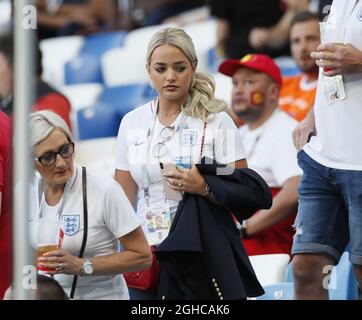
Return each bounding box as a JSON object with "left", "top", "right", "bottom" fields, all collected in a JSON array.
[{"left": 219, "top": 54, "right": 302, "bottom": 256}]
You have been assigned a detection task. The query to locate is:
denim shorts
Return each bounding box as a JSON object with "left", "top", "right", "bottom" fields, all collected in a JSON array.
[{"left": 292, "top": 150, "right": 362, "bottom": 265}]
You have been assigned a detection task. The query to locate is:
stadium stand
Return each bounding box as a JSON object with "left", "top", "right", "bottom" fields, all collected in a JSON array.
[
  {"left": 123, "top": 24, "right": 175, "bottom": 49},
  {"left": 184, "top": 20, "right": 216, "bottom": 72},
  {"left": 59, "top": 83, "right": 104, "bottom": 138},
  {"left": 81, "top": 31, "right": 127, "bottom": 56},
  {"left": 101, "top": 47, "right": 150, "bottom": 86},
  {"left": 60, "top": 83, "right": 104, "bottom": 112},
  {"left": 212, "top": 72, "right": 233, "bottom": 106},
  {"left": 98, "top": 83, "right": 156, "bottom": 117},
  {"left": 65, "top": 53, "right": 104, "bottom": 84},
  {"left": 256, "top": 282, "right": 294, "bottom": 300},
  {"left": 0, "top": 0, "right": 11, "bottom": 36},
  {"left": 64, "top": 31, "right": 127, "bottom": 84},
  {"left": 74, "top": 137, "right": 117, "bottom": 177},
  {"left": 76, "top": 103, "right": 121, "bottom": 140},
  {"left": 249, "top": 254, "right": 291, "bottom": 287},
  {"left": 284, "top": 252, "right": 359, "bottom": 300},
  {"left": 40, "top": 35, "right": 84, "bottom": 88}
]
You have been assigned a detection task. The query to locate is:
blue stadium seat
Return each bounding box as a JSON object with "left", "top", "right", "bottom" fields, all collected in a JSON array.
[
  {"left": 143, "top": 84, "right": 158, "bottom": 101},
  {"left": 98, "top": 84, "right": 157, "bottom": 118},
  {"left": 329, "top": 252, "right": 359, "bottom": 300},
  {"left": 81, "top": 31, "right": 127, "bottom": 56},
  {"left": 255, "top": 282, "right": 294, "bottom": 300},
  {"left": 207, "top": 47, "right": 222, "bottom": 73},
  {"left": 65, "top": 53, "right": 103, "bottom": 84},
  {"left": 274, "top": 56, "right": 301, "bottom": 77},
  {"left": 284, "top": 262, "right": 293, "bottom": 282},
  {"left": 280, "top": 67, "right": 301, "bottom": 77},
  {"left": 77, "top": 103, "right": 121, "bottom": 140},
  {"left": 284, "top": 252, "right": 359, "bottom": 300},
  {"left": 64, "top": 31, "right": 126, "bottom": 85}
]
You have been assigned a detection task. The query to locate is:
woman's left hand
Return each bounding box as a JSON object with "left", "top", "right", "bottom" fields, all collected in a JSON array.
[
  {"left": 163, "top": 165, "right": 207, "bottom": 196},
  {"left": 38, "top": 249, "right": 84, "bottom": 276}
]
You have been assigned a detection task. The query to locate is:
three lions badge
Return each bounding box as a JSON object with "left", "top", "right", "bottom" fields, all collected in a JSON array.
[{"left": 62, "top": 215, "right": 80, "bottom": 236}]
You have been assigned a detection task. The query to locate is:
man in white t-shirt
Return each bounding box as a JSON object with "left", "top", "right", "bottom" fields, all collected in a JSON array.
[
  {"left": 291, "top": 0, "right": 362, "bottom": 300},
  {"left": 219, "top": 53, "right": 302, "bottom": 256}
]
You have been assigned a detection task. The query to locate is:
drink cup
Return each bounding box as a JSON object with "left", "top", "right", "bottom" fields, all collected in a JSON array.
[
  {"left": 37, "top": 244, "right": 58, "bottom": 259},
  {"left": 37, "top": 219, "right": 60, "bottom": 272},
  {"left": 319, "top": 22, "right": 345, "bottom": 73}
]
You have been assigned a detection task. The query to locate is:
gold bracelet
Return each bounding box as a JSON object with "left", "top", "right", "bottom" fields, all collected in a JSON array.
[
  {"left": 203, "top": 184, "right": 218, "bottom": 203},
  {"left": 203, "top": 183, "right": 210, "bottom": 197}
]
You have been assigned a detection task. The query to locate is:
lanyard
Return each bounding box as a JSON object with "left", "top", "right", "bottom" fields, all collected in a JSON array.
[
  {"left": 246, "top": 134, "right": 261, "bottom": 160},
  {"left": 146, "top": 97, "right": 188, "bottom": 160},
  {"left": 37, "top": 165, "right": 78, "bottom": 219},
  {"left": 142, "top": 98, "right": 188, "bottom": 206}
]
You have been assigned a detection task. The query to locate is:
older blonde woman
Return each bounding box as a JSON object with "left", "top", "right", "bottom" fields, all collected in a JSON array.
[{"left": 30, "top": 110, "right": 152, "bottom": 300}]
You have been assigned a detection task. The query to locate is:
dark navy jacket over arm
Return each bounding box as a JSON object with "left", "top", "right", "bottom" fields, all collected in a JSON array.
[{"left": 156, "top": 158, "right": 272, "bottom": 300}]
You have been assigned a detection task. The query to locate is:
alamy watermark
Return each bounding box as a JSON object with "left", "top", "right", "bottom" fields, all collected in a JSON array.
[
  {"left": 322, "top": 264, "right": 337, "bottom": 290},
  {"left": 22, "top": 5, "right": 37, "bottom": 30},
  {"left": 22, "top": 265, "right": 38, "bottom": 290}
]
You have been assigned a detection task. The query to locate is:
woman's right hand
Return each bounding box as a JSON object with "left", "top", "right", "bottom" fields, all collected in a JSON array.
[
  {"left": 38, "top": 249, "right": 84, "bottom": 276},
  {"left": 163, "top": 165, "right": 207, "bottom": 196}
]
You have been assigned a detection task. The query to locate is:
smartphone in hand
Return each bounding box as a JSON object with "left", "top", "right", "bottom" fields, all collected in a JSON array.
[{"left": 160, "top": 162, "right": 183, "bottom": 201}]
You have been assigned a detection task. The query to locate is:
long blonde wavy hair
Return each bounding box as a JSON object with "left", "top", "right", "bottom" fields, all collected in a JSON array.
[{"left": 146, "top": 27, "right": 226, "bottom": 122}]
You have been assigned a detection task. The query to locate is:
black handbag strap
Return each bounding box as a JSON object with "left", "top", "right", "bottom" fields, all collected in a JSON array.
[{"left": 70, "top": 166, "right": 88, "bottom": 299}]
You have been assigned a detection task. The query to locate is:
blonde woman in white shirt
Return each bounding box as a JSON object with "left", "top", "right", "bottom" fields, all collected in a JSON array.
[{"left": 115, "top": 27, "right": 247, "bottom": 299}]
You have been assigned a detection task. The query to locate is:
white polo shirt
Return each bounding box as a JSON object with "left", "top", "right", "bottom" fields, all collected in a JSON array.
[
  {"left": 115, "top": 98, "right": 246, "bottom": 235},
  {"left": 29, "top": 165, "right": 141, "bottom": 300},
  {"left": 239, "top": 109, "right": 302, "bottom": 187},
  {"left": 304, "top": 0, "right": 362, "bottom": 170}
]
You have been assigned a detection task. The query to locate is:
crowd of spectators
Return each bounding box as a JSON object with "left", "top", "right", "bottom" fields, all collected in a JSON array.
[{"left": 2, "top": 0, "right": 361, "bottom": 301}]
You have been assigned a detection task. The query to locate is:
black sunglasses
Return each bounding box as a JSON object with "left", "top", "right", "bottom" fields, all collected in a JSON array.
[{"left": 33, "top": 142, "right": 74, "bottom": 167}]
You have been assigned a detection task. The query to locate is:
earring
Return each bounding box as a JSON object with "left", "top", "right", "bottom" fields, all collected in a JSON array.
[{"left": 189, "top": 76, "right": 196, "bottom": 89}]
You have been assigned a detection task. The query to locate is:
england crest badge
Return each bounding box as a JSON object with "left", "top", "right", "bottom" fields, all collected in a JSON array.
[{"left": 62, "top": 215, "right": 80, "bottom": 236}]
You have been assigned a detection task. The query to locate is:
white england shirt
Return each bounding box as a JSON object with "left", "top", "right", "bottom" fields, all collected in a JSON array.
[
  {"left": 115, "top": 98, "right": 246, "bottom": 239},
  {"left": 29, "top": 164, "right": 141, "bottom": 300}
]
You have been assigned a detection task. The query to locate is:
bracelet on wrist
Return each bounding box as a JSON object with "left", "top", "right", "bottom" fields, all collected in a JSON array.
[
  {"left": 204, "top": 184, "right": 218, "bottom": 204},
  {"left": 242, "top": 221, "right": 250, "bottom": 239},
  {"left": 240, "top": 227, "right": 249, "bottom": 239},
  {"left": 202, "top": 183, "right": 210, "bottom": 197}
]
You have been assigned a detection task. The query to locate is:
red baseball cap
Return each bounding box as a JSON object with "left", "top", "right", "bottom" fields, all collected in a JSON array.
[{"left": 218, "top": 54, "right": 282, "bottom": 87}]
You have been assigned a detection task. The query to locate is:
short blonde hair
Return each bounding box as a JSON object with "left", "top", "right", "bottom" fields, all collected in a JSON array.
[
  {"left": 146, "top": 27, "right": 226, "bottom": 122},
  {"left": 30, "top": 110, "right": 72, "bottom": 149}
]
